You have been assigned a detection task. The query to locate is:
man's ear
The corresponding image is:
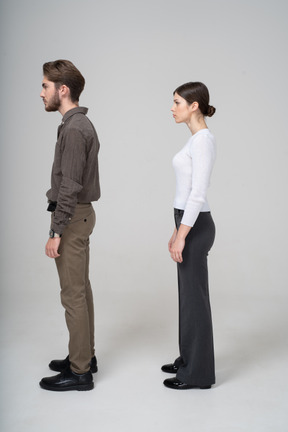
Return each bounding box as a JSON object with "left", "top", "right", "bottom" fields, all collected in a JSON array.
[{"left": 59, "top": 84, "right": 70, "bottom": 98}]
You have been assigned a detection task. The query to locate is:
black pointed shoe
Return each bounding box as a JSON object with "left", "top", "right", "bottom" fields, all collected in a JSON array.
[
  {"left": 40, "top": 368, "right": 94, "bottom": 391},
  {"left": 49, "top": 355, "right": 98, "bottom": 373},
  {"left": 161, "top": 363, "right": 179, "bottom": 374},
  {"left": 163, "top": 377, "right": 211, "bottom": 390}
]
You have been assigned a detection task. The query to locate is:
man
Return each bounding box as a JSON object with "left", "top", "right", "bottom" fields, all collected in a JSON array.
[{"left": 39, "top": 60, "right": 100, "bottom": 391}]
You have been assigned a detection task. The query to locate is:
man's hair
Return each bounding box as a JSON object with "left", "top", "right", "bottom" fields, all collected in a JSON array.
[{"left": 43, "top": 60, "right": 85, "bottom": 102}]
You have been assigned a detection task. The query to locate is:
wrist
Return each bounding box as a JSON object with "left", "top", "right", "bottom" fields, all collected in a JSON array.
[
  {"left": 49, "top": 229, "right": 62, "bottom": 238},
  {"left": 177, "top": 224, "right": 191, "bottom": 240}
]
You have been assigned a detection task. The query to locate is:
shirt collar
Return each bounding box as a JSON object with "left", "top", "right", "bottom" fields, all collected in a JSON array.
[{"left": 62, "top": 106, "right": 88, "bottom": 123}]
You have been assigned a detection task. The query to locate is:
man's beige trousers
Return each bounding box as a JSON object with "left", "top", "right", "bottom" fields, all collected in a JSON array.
[{"left": 54, "top": 203, "right": 96, "bottom": 374}]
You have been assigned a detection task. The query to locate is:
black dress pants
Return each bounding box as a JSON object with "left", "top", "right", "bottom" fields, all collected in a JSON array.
[{"left": 174, "top": 209, "right": 216, "bottom": 386}]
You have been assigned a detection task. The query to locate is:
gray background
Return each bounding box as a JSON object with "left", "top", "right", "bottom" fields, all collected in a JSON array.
[{"left": 1, "top": 0, "right": 287, "bottom": 431}]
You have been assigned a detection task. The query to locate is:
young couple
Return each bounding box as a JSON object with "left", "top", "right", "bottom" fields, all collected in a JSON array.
[{"left": 39, "top": 60, "right": 216, "bottom": 392}]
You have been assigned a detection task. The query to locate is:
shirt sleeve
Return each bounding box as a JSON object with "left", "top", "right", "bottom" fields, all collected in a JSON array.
[
  {"left": 51, "top": 127, "right": 87, "bottom": 234},
  {"left": 180, "top": 134, "right": 215, "bottom": 227}
]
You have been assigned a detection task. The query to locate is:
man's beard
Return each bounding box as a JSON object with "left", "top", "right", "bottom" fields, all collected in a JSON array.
[{"left": 45, "top": 91, "right": 61, "bottom": 112}]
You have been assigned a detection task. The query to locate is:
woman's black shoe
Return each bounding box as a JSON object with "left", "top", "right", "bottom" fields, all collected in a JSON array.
[
  {"left": 163, "top": 377, "right": 211, "bottom": 390},
  {"left": 40, "top": 368, "right": 94, "bottom": 391},
  {"left": 161, "top": 363, "right": 179, "bottom": 374},
  {"left": 49, "top": 355, "right": 98, "bottom": 373}
]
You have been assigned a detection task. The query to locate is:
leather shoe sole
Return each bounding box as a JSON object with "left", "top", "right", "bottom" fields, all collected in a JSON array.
[
  {"left": 40, "top": 369, "right": 94, "bottom": 392},
  {"left": 49, "top": 355, "right": 98, "bottom": 374},
  {"left": 163, "top": 377, "right": 211, "bottom": 390},
  {"left": 161, "top": 363, "right": 179, "bottom": 374}
]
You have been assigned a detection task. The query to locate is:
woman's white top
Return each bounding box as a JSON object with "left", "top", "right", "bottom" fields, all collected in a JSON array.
[{"left": 172, "top": 128, "right": 216, "bottom": 227}]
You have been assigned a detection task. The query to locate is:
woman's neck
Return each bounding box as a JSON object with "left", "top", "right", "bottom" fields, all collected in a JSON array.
[{"left": 187, "top": 117, "right": 208, "bottom": 135}]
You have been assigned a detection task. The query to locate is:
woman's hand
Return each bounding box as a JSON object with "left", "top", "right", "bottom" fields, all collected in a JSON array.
[
  {"left": 170, "top": 236, "right": 185, "bottom": 263},
  {"left": 169, "top": 224, "right": 191, "bottom": 263},
  {"left": 168, "top": 228, "right": 177, "bottom": 253}
]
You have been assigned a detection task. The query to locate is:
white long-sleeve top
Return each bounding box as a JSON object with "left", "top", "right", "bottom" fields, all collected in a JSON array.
[{"left": 172, "top": 128, "right": 216, "bottom": 227}]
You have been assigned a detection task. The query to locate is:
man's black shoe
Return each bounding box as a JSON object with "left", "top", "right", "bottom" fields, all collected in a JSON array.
[
  {"left": 49, "top": 355, "right": 98, "bottom": 373},
  {"left": 40, "top": 368, "right": 94, "bottom": 391},
  {"left": 161, "top": 363, "right": 179, "bottom": 374}
]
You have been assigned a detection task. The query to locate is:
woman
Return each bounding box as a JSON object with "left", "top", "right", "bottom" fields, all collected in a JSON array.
[{"left": 162, "top": 82, "right": 216, "bottom": 390}]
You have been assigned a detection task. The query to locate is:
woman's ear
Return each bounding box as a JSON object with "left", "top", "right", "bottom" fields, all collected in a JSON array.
[{"left": 190, "top": 101, "right": 199, "bottom": 112}]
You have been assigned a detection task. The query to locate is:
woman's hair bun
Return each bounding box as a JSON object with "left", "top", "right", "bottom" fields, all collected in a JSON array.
[{"left": 207, "top": 105, "right": 216, "bottom": 117}]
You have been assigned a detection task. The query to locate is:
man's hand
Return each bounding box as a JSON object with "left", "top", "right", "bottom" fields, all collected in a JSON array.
[{"left": 45, "top": 237, "right": 61, "bottom": 259}]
